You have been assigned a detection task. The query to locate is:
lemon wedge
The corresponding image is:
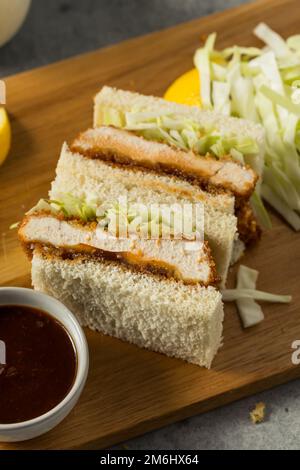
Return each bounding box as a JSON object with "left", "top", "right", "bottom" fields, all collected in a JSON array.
[
  {"left": 0, "top": 107, "right": 11, "bottom": 166},
  {"left": 164, "top": 68, "right": 201, "bottom": 107}
]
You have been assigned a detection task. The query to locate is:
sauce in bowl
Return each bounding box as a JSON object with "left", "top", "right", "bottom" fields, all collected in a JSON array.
[{"left": 0, "top": 305, "right": 77, "bottom": 424}]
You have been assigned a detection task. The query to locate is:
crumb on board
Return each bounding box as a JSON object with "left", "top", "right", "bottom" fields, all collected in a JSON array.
[{"left": 250, "top": 402, "right": 266, "bottom": 424}]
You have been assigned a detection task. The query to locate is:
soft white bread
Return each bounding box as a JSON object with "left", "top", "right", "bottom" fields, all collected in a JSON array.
[
  {"left": 19, "top": 213, "right": 219, "bottom": 286},
  {"left": 94, "top": 86, "right": 265, "bottom": 180},
  {"left": 31, "top": 249, "right": 224, "bottom": 368},
  {"left": 72, "top": 126, "right": 258, "bottom": 199},
  {"left": 50, "top": 144, "right": 238, "bottom": 285}
]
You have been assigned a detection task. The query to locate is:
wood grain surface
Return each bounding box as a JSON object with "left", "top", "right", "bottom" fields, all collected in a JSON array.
[{"left": 1, "top": 0, "right": 300, "bottom": 449}]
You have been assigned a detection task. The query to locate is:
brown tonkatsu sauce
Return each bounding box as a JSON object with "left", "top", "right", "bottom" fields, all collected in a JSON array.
[{"left": 0, "top": 305, "right": 77, "bottom": 424}]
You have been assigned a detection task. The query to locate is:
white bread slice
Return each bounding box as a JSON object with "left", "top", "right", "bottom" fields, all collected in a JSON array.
[
  {"left": 19, "top": 213, "right": 218, "bottom": 286},
  {"left": 72, "top": 127, "right": 258, "bottom": 199},
  {"left": 94, "top": 86, "right": 265, "bottom": 181},
  {"left": 31, "top": 248, "right": 224, "bottom": 368},
  {"left": 50, "top": 144, "right": 238, "bottom": 285}
]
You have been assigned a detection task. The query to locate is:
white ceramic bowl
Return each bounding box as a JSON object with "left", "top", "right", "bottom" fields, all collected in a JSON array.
[
  {"left": 0, "top": 287, "right": 89, "bottom": 442},
  {"left": 0, "top": 0, "right": 31, "bottom": 47}
]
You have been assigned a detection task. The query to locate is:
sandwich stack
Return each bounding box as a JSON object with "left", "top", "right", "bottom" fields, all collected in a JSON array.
[{"left": 19, "top": 87, "right": 264, "bottom": 368}]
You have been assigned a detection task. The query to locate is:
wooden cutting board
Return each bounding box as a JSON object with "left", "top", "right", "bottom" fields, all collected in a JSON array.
[{"left": 1, "top": 0, "right": 300, "bottom": 450}]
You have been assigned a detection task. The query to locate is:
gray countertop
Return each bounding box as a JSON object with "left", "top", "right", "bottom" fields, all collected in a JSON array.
[{"left": 1, "top": 0, "right": 300, "bottom": 450}]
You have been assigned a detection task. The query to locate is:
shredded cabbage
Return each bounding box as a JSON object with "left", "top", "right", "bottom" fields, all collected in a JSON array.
[
  {"left": 222, "top": 289, "right": 292, "bottom": 303},
  {"left": 102, "top": 107, "right": 258, "bottom": 160},
  {"left": 193, "top": 33, "right": 216, "bottom": 109},
  {"left": 250, "top": 190, "right": 272, "bottom": 229},
  {"left": 254, "top": 23, "right": 290, "bottom": 58},
  {"left": 9, "top": 222, "right": 20, "bottom": 230},
  {"left": 28, "top": 195, "right": 102, "bottom": 222},
  {"left": 236, "top": 265, "right": 264, "bottom": 328},
  {"left": 193, "top": 24, "right": 300, "bottom": 230},
  {"left": 222, "top": 46, "right": 262, "bottom": 59},
  {"left": 49, "top": 194, "right": 97, "bottom": 222},
  {"left": 222, "top": 264, "right": 292, "bottom": 328},
  {"left": 212, "top": 81, "right": 231, "bottom": 115},
  {"left": 261, "top": 184, "right": 300, "bottom": 231},
  {"left": 287, "top": 35, "right": 300, "bottom": 53},
  {"left": 27, "top": 195, "right": 200, "bottom": 240},
  {"left": 100, "top": 201, "right": 200, "bottom": 239},
  {"left": 26, "top": 198, "right": 54, "bottom": 215},
  {"left": 260, "top": 84, "right": 300, "bottom": 116}
]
